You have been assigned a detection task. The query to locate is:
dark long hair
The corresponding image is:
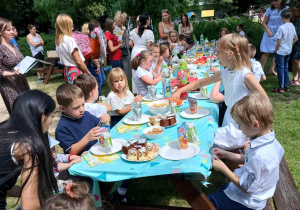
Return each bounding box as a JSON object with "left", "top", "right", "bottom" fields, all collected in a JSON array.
[
  {"left": 105, "top": 18, "right": 114, "bottom": 35},
  {"left": 180, "top": 14, "right": 190, "bottom": 27},
  {"left": 271, "top": 0, "right": 286, "bottom": 10},
  {"left": 138, "top": 12, "right": 149, "bottom": 37},
  {"left": 0, "top": 90, "right": 58, "bottom": 206}
]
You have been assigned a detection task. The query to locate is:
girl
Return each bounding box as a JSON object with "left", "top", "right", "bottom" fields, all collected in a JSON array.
[
  {"left": 219, "top": 27, "right": 229, "bottom": 38},
  {"left": 148, "top": 43, "right": 163, "bottom": 76},
  {"left": 0, "top": 90, "right": 58, "bottom": 209},
  {"left": 131, "top": 50, "right": 162, "bottom": 96},
  {"left": 55, "top": 14, "right": 89, "bottom": 83},
  {"left": 105, "top": 18, "right": 123, "bottom": 69},
  {"left": 107, "top": 67, "right": 143, "bottom": 127},
  {"left": 171, "top": 33, "right": 267, "bottom": 127},
  {"left": 168, "top": 30, "right": 187, "bottom": 56}
]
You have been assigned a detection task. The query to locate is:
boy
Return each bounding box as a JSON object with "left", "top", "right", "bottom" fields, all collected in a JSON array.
[
  {"left": 55, "top": 83, "right": 109, "bottom": 155},
  {"left": 210, "top": 92, "right": 284, "bottom": 209},
  {"left": 236, "top": 24, "right": 245, "bottom": 37},
  {"left": 73, "top": 74, "right": 111, "bottom": 118},
  {"left": 249, "top": 44, "right": 266, "bottom": 82},
  {"left": 148, "top": 43, "right": 164, "bottom": 75},
  {"left": 273, "top": 9, "right": 298, "bottom": 93}
]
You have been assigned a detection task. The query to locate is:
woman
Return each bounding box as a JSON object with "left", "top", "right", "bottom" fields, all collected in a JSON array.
[
  {"left": 178, "top": 14, "right": 194, "bottom": 45},
  {"left": 27, "top": 24, "right": 45, "bottom": 83},
  {"left": 105, "top": 18, "right": 123, "bottom": 69},
  {"left": 0, "top": 18, "right": 30, "bottom": 115},
  {"left": 260, "top": 0, "right": 288, "bottom": 75},
  {"left": 129, "top": 12, "right": 154, "bottom": 93},
  {"left": 219, "top": 27, "right": 229, "bottom": 39},
  {"left": 0, "top": 90, "right": 58, "bottom": 209},
  {"left": 290, "top": 6, "right": 300, "bottom": 86},
  {"left": 114, "top": 11, "right": 127, "bottom": 40},
  {"left": 158, "top": 9, "right": 175, "bottom": 44},
  {"left": 55, "top": 14, "right": 89, "bottom": 83}
]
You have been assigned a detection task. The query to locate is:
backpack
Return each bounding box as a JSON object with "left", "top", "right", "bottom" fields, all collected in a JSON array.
[{"left": 72, "top": 32, "right": 100, "bottom": 59}]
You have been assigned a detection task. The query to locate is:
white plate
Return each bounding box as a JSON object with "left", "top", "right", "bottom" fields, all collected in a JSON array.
[
  {"left": 121, "top": 151, "right": 159, "bottom": 162},
  {"left": 148, "top": 119, "right": 178, "bottom": 128},
  {"left": 123, "top": 114, "right": 151, "bottom": 125},
  {"left": 143, "top": 94, "right": 164, "bottom": 101},
  {"left": 190, "top": 92, "right": 210, "bottom": 100},
  {"left": 180, "top": 108, "right": 210, "bottom": 119},
  {"left": 159, "top": 141, "right": 200, "bottom": 160},
  {"left": 90, "top": 138, "right": 127, "bottom": 155}
]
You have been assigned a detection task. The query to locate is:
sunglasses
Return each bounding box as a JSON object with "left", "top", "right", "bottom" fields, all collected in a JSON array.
[{"left": 161, "top": 9, "right": 169, "bottom": 13}]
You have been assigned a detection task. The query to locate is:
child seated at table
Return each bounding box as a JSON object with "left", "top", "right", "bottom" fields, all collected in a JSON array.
[
  {"left": 160, "top": 44, "right": 172, "bottom": 67},
  {"left": 249, "top": 44, "right": 266, "bottom": 82},
  {"left": 148, "top": 43, "right": 164, "bottom": 76},
  {"left": 210, "top": 92, "right": 284, "bottom": 210},
  {"left": 73, "top": 74, "right": 112, "bottom": 117},
  {"left": 106, "top": 67, "right": 143, "bottom": 127},
  {"left": 131, "top": 50, "right": 162, "bottom": 96},
  {"left": 168, "top": 30, "right": 187, "bottom": 56},
  {"left": 55, "top": 83, "right": 109, "bottom": 155}
]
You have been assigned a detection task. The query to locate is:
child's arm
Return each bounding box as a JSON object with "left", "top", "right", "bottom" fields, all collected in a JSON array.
[
  {"left": 293, "top": 37, "right": 298, "bottom": 45},
  {"left": 140, "top": 75, "right": 162, "bottom": 85},
  {"left": 92, "top": 59, "right": 101, "bottom": 75},
  {"left": 116, "top": 95, "right": 143, "bottom": 115},
  {"left": 274, "top": 39, "right": 281, "bottom": 53},
  {"left": 260, "top": 74, "right": 266, "bottom": 82},
  {"left": 152, "top": 56, "right": 164, "bottom": 74},
  {"left": 213, "top": 148, "right": 245, "bottom": 164},
  {"left": 97, "top": 102, "right": 112, "bottom": 112},
  {"left": 209, "top": 81, "right": 225, "bottom": 103},
  {"left": 57, "top": 158, "right": 82, "bottom": 171},
  {"left": 99, "top": 113, "right": 110, "bottom": 123},
  {"left": 244, "top": 73, "right": 268, "bottom": 98}
]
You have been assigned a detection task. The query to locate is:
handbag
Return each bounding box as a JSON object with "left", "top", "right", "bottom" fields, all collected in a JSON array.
[
  {"left": 121, "top": 30, "right": 129, "bottom": 57},
  {"left": 85, "top": 38, "right": 100, "bottom": 59}
]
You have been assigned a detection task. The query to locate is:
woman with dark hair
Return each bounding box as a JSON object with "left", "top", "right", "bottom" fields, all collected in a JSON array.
[
  {"left": 158, "top": 9, "right": 175, "bottom": 44},
  {"left": 0, "top": 18, "right": 30, "bottom": 115},
  {"left": 260, "top": 0, "right": 288, "bottom": 75},
  {"left": 178, "top": 14, "right": 194, "bottom": 45},
  {"left": 129, "top": 12, "right": 154, "bottom": 93},
  {"left": 219, "top": 27, "right": 229, "bottom": 39},
  {"left": 105, "top": 18, "right": 123, "bottom": 69},
  {"left": 0, "top": 90, "right": 58, "bottom": 209}
]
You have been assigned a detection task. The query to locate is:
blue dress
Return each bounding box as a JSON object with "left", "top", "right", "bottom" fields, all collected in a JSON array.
[{"left": 260, "top": 6, "right": 289, "bottom": 53}]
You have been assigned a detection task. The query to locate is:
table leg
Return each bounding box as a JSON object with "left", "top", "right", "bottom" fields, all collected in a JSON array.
[
  {"left": 170, "top": 178, "right": 216, "bottom": 210},
  {"left": 99, "top": 181, "right": 115, "bottom": 201}
]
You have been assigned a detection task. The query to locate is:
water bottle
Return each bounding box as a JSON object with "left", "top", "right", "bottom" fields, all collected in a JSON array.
[
  {"left": 161, "top": 64, "right": 169, "bottom": 78},
  {"left": 204, "top": 38, "right": 209, "bottom": 56},
  {"left": 200, "top": 34, "right": 204, "bottom": 46},
  {"left": 172, "top": 53, "right": 179, "bottom": 78}
]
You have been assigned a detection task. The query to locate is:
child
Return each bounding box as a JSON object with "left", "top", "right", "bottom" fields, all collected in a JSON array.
[
  {"left": 55, "top": 83, "right": 109, "bottom": 155},
  {"left": 106, "top": 67, "right": 143, "bottom": 126},
  {"left": 236, "top": 24, "right": 245, "bottom": 37},
  {"left": 249, "top": 44, "right": 266, "bottom": 82},
  {"left": 168, "top": 30, "right": 187, "bottom": 56},
  {"left": 210, "top": 92, "right": 284, "bottom": 209},
  {"left": 160, "top": 44, "right": 171, "bottom": 66},
  {"left": 73, "top": 74, "right": 112, "bottom": 118},
  {"left": 219, "top": 27, "right": 229, "bottom": 39},
  {"left": 273, "top": 9, "right": 298, "bottom": 93},
  {"left": 148, "top": 43, "right": 164, "bottom": 75},
  {"left": 131, "top": 50, "right": 162, "bottom": 96}
]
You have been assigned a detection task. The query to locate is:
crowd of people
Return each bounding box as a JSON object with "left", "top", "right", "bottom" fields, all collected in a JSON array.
[{"left": 0, "top": 1, "right": 300, "bottom": 209}]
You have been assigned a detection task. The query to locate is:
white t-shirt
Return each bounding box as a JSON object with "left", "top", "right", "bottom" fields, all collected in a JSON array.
[
  {"left": 84, "top": 103, "right": 107, "bottom": 118},
  {"left": 224, "top": 131, "right": 284, "bottom": 209},
  {"left": 56, "top": 35, "right": 85, "bottom": 66},
  {"left": 250, "top": 58, "right": 265, "bottom": 82},
  {"left": 274, "top": 23, "right": 297, "bottom": 55},
  {"left": 149, "top": 60, "right": 166, "bottom": 75},
  {"left": 107, "top": 90, "right": 135, "bottom": 115},
  {"left": 239, "top": 30, "right": 246, "bottom": 37},
  {"left": 134, "top": 66, "right": 153, "bottom": 96}
]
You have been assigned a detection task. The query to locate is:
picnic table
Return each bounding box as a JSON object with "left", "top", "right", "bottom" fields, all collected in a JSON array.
[{"left": 69, "top": 70, "right": 219, "bottom": 209}]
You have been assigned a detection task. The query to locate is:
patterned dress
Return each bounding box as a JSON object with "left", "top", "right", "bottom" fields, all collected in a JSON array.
[{"left": 0, "top": 44, "right": 30, "bottom": 114}]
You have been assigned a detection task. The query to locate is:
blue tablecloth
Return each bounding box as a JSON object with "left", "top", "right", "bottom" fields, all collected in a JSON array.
[{"left": 69, "top": 71, "right": 219, "bottom": 182}]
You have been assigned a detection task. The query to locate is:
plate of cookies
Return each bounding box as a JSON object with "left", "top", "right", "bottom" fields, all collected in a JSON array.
[{"left": 121, "top": 139, "right": 160, "bottom": 162}]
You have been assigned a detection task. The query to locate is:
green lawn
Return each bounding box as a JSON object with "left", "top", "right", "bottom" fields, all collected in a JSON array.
[{"left": 6, "top": 60, "right": 300, "bottom": 208}]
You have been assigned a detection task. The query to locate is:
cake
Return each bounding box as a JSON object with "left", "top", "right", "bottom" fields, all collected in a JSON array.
[
  {"left": 138, "top": 147, "right": 148, "bottom": 161},
  {"left": 127, "top": 148, "right": 138, "bottom": 161},
  {"left": 123, "top": 139, "right": 160, "bottom": 161},
  {"left": 122, "top": 142, "right": 131, "bottom": 155},
  {"left": 146, "top": 144, "right": 154, "bottom": 158},
  {"left": 137, "top": 138, "right": 147, "bottom": 147},
  {"left": 152, "top": 143, "right": 159, "bottom": 153},
  {"left": 150, "top": 114, "right": 176, "bottom": 127},
  {"left": 128, "top": 139, "right": 138, "bottom": 146}
]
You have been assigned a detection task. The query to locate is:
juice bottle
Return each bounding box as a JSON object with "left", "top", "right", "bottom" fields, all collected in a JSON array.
[
  {"left": 177, "top": 66, "right": 188, "bottom": 100},
  {"left": 172, "top": 53, "right": 179, "bottom": 78}
]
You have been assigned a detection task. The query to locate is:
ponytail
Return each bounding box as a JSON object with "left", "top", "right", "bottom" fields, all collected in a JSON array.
[
  {"left": 131, "top": 56, "right": 139, "bottom": 70},
  {"left": 130, "top": 50, "right": 152, "bottom": 70}
]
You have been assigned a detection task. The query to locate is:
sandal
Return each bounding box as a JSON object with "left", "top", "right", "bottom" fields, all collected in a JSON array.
[
  {"left": 271, "top": 88, "right": 284, "bottom": 93},
  {"left": 284, "top": 87, "right": 290, "bottom": 92},
  {"left": 291, "top": 80, "right": 300, "bottom": 87}
]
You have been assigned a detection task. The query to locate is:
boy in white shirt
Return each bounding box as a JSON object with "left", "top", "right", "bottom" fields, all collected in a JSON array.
[
  {"left": 210, "top": 92, "right": 284, "bottom": 209},
  {"left": 273, "top": 9, "right": 298, "bottom": 93},
  {"left": 74, "top": 74, "right": 111, "bottom": 118},
  {"left": 249, "top": 44, "right": 266, "bottom": 82},
  {"left": 236, "top": 24, "right": 245, "bottom": 37}
]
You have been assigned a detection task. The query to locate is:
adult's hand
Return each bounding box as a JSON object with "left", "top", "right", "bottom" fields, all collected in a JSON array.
[{"left": 267, "top": 29, "right": 272, "bottom": 37}]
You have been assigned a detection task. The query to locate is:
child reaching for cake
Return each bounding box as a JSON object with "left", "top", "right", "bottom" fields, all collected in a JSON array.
[{"left": 107, "top": 67, "right": 143, "bottom": 127}]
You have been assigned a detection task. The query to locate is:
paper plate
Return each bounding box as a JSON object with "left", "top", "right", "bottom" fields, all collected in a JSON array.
[
  {"left": 121, "top": 152, "right": 159, "bottom": 162},
  {"left": 191, "top": 92, "right": 210, "bottom": 100},
  {"left": 180, "top": 108, "right": 210, "bottom": 119},
  {"left": 159, "top": 141, "right": 200, "bottom": 160},
  {"left": 148, "top": 119, "right": 178, "bottom": 128},
  {"left": 90, "top": 138, "right": 127, "bottom": 155},
  {"left": 143, "top": 94, "right": 164, "bottom": 101},
  {"left": 123, "top": 114, "right": 151, "bottom": 125}
]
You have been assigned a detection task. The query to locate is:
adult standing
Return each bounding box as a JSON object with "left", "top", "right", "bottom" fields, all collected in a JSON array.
[
  {"left": 290, "top": 6, "right": 300, "bottom": 86},
  {"left": 0, "top": 18, "right": 30, "bottom": 115},
  {"left": 10, "top": 26, "right": 19, "bottom": 50},
  {"left": 158, "top": 9, "right": 174, "bottom": 44},
  {"left": 178, "top": 14, "right": 194, "bottom": 45},
  {"left": 260, "top": 0, "right": 288, "bottom": 75},
  {"left": 55, "top": 14, "right": 89, "bottom": 84},
  {"left": 0, "top": 90, "right": 58, "bottom": 209},
  {"left": 27, "top": 24, "right": 45, "bottom": 83},
  {"left": 114, "top": 11, "right": 127, "bottom": 40},
  {"left": 129, "top": 12, "right": 154, "bottom": 94}
]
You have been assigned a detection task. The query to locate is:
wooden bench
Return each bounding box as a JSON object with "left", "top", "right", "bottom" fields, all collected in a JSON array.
[
  {"left": 264, "top": 157, "right": 300, "bottom": 210},
  {"left": 36, "top": 51, "right": 64, "bottom": 84}
]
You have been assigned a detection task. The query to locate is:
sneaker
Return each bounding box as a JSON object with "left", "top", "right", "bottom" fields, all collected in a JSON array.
[
  {"left": 284, "top": 87, "right": 290, "bottom": 92},
  {"left": 110, "top": 191, "right": 134, "bottom": 204},
  {"left": 38, "top": 78, "right": 44, "bottom": 83}
]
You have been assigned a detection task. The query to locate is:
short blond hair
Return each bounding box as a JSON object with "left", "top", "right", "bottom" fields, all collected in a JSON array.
[
  {"left": 148, "top": 43, "right": 159, "bottom": 52},
  {"left": 56, "top": 83, "right": 84, "bottom": 108},
  {"left": 81, "top": 23, "right": 89, "bottom": 35},
  {"left": 217, "top": 33, "right": 251, "bottom": 70},
  {"left": 108, "top": 68, "right": 129, "bottom": 96},
  {"left": 55, "top": 14, "right": 73, "bottom": 46},
  {"left": 231, "top": 92, "right": 273, "bottom": 129}
]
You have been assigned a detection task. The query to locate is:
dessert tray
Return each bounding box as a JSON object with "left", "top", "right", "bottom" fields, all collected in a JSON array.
[
  {"left": 121, "top": 152, "right": 159, "bottom": 162},
  {"left": 159, "top": 141, "right": 200, "bottom": 160},
  {"left": 121, "top": 142, "right": 160, "bottom": 162},
  {"left": 90, "top": 138, "right": 127, "bottom": 155}
]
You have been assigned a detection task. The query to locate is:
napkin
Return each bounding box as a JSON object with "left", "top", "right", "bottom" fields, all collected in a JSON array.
[
  {"left": 83, "top": 153, "right": 120, "bottom": 167},
  {"left": 116, "top": 124, "right": 141, "bottom": 133}
]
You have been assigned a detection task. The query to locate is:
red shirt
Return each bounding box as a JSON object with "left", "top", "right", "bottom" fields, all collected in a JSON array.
[{"left": 105, "top": 31, "right": 122, "bottom": 60}]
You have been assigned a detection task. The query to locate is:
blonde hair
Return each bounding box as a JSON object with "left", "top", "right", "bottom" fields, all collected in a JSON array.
[
  {"left": 231, "top": 92, "right": 273, "bottom": 130},
  {"left": 0, "top": 18, "right": 12, "bottom": 44},
  {"left": 248, "top": 44, "right": 256, "bottom": 59},
  {"left": 114, "top": 11, "right": 127, "bottom": 26},
  {"left": 131, "top": 50, "right": 152, "bottom": 70},
  {"left": 160, "top": 45, "right": 169, "bottom": 56},
  {"left": 55, "top": 14, "right": 73, "bottom": 46},
  {"left": 217, "top": 33, "right": 251, "bottom": 70},
  {"left": 168, "top": 30, "right": 180, "bottom": 45},
  {"left": 108, "top": 68, "right": 129, "bottom": 96},
  {"left": 81, "top": 23, "right": 89, "bottom": 35},
  {"left": 148, "top": 43, "right": 159, "bottom": 52},
  {"left": 162, "top": 11, "right": 171, "bottom": 25}
]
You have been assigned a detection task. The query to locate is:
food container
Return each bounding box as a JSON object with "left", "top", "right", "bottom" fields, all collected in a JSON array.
[
  {"left": 148, "top": 99, "right": 171, "bottom": 115},
  {"left": 143, "top": 126, "right": 165, "bottom": 140}
]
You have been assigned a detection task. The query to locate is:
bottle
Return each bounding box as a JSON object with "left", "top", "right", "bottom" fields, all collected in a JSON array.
[
  {"left": 161, "top": 64, "right": 169, "bottom": 78},
  {"left": 204, "top": 38, "right": 209, "bottom": 56},
  {"left": 200, "top": 34, "right": 204, "bottom": 46},
  {"left": 181, "top": 55, "right": 187, "bottom": 71},
  {"left": 172, "top": 53, "right": 179, "bottom": 78},
  {"left": 177, "top": 66, "right": 188, "bottom": 100}
]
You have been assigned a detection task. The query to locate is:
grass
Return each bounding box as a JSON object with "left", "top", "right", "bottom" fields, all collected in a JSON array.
[{"left": 5, "top": 58, "right": 300, "bottom": 208}]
